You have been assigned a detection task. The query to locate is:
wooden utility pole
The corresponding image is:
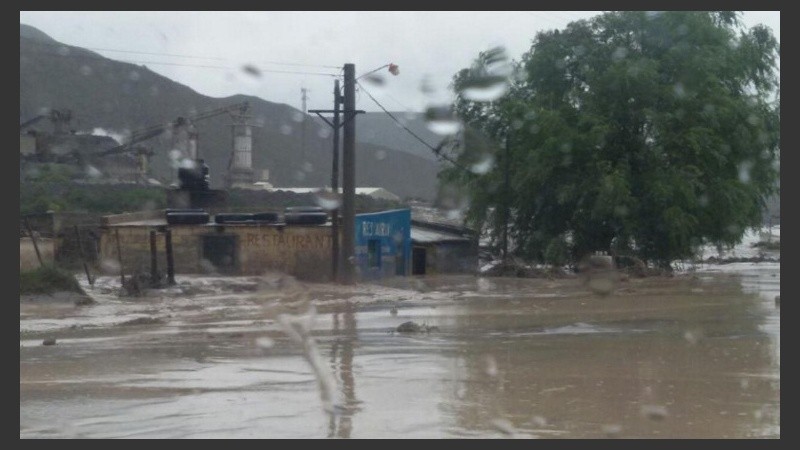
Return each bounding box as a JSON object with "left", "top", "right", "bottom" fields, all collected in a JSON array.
[
  {"left": 341, "top": 63, "right": 357, "bottom": 284},
  {"left": 149, "top": 230, "right": 158, "bottom": 286},
  {"left": 310, "top": 74, "right": 363, "bottom": 284},
  {"left": 301, "top": 87, "right": 308, "bottom": 164},
  {"left": 165, "top": 229, "right": 176, "bottom": 285},
  {"left": 23, "top": 218, "right": 43, "bottom": 267},
  {"left": 331, "top": 80, "right": 342, "bottom": 281},
  {"left": 502, "top": 131, "right": 511, "bottom": 260},
  {"left": 74, "top": 225, "right": 93, "bottom": 285}
]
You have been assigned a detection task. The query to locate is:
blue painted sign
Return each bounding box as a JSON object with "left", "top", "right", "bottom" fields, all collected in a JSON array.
[{"left": 354, "top": 209, "right": 411, "bottom": 279}]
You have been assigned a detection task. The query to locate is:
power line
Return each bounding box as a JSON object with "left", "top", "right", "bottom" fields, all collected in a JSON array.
[
  {"left": 20, "top": 48, "right": 340, "bottom": 76},
  {"left": 356, "top": 81, "right": 470, "bottom": 172},
  {"left": 20, "top": 35, "right": 340, "bottom": 69}
]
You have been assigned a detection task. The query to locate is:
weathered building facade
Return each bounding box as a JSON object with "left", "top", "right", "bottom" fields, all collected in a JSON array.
[{"left": 100, "top": 212, "right": 334, "bottom": 281}]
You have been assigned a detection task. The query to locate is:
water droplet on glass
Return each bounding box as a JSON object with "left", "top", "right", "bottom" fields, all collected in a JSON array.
[
  {"left": 129, "top": 70, "right": 141, "bottom": 82},
  {"left": 292, "top": 111, "right": 305, "bottom": 123},
  {"left": 470, "top": 155, "right": 494, "bottom": 174},
  {"left": 484, "top": 355, "right": 499, "bottom": 377},
  {"left": 362, "top": 73, "right": 385, "bottom": 86},
  {"left": 612, "top": 47, "right": 628, "bottom": 61},
  {"left": 419, "top": 76, "right": 435, "bottom": 95},
  {"left": 491, "top": 418, "right": 516, "bottom": 436},
  {"left": 425, "top": 106, "right": 461, "bottom": 136},
  {"left": 317, "top": 127, "right": 331, "bottom": 139},
  {"left": 530, "top": 415, "right": 547, "bottom": 427},
  {"left": 280, "top": 124, "right": 293, "bottom": 135},
  {"left": 169, "top": 149, "right": 182, "bottom": 161},
  {"left": 242, "top": 64, "right": 262, "bottom": 77},
  {"left": 683, "top": 330, "right": 701, "bottom": 344},
  {"left": 57, "top": 46, "right": 70, "bottom": 56},
  {"left": 602, "top": 424, "right": 622, "bottom": 436},
  {"left": 294, "top": 170, "right": 306, "bottom": 182},
  {"left": 179, "top": 158, "right": 196, "bottom": 169},
  {"left": 100, "top": 258, "right": 120, "bottom": 273},
  {"left": 375, "top": 149, "right": 387, "bottom": 161},
  {"left": 85, "top": 165, "right": 102, "bottom": 178},
  {"left": 738, "top": 161, "right": 753, "bottom": 183},
  {"left": 79, "top": 65, "right": 93, "bottom": 76},
  {"left": 673, "top": 82, "right": 686, "bottom": 98},
  {"left": 302, "top": 162, "right": 313, "bottom": 173},
  {"left": 314, "top": 191, "right": 341, "bottom": 210},
  {"left": 641, "top": 404, "right": 668, "bottom": 421},
  {"left": 256, "top": 337, "right": 275, "bottom": 349},
  {"left": 460, "top": 76, "right": 509, "bottom": 102}
]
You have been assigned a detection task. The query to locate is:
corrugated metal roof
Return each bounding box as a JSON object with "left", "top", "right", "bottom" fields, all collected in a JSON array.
[{"left": 411, "top": 227, "right": 470, "bottom": 243}]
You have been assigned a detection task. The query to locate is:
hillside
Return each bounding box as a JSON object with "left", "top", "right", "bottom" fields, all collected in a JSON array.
[{"left": 20, "top": 24, "right": 440, "bottom": 200}]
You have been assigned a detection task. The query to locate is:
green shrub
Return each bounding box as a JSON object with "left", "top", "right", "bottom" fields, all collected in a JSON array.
[{"left": 20, "top": 264, "right": 83, "bottom": 295}]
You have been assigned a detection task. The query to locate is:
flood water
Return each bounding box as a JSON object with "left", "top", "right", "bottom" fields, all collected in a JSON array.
[{"left": 20, "top": 264, "right": 779, "bottom": 438}]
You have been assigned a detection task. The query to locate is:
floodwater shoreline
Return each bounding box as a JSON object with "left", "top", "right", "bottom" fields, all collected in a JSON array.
[{"left": 21, "top": 242, "right": 779, "bottom": 438}]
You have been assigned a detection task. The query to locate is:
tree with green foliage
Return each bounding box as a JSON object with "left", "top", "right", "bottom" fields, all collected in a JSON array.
[{"left": 441, "top": 11, "right": 780, "bottom": 269}]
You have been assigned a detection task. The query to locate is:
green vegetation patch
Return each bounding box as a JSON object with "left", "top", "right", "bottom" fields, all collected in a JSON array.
[{"left": 20, "top": 264, "right": 84, "bottom": 295}]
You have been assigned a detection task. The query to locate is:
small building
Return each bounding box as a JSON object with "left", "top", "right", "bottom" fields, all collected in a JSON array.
[
  {"left": 410, "top": 220, "right": 478, "bottom": 275},
  {"left": 99, "top": 210, "right": 334, "bottom": 282},
  {"left": 354, "top": 209, "right": 411, "bottom": 279},
  {"left": 20, "top": 211, "right": 103, "bottom": 270}
]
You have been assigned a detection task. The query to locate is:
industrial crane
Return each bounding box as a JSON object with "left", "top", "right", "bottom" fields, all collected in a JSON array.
[
  {"left": 97, "top": 102, "right": 249, "bottom": 157},
  {"left": 94, "top": 102, "right": 250, "bottom": 184}
]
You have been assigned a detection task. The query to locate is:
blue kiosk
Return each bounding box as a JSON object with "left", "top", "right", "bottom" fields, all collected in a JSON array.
[{"left": 354, "top": 209, "right": 411, "bottom": 279}]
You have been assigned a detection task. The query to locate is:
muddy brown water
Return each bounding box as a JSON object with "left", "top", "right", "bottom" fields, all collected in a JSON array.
[{"left": 20, "top": 264, "right": 779, "bottom": 438}]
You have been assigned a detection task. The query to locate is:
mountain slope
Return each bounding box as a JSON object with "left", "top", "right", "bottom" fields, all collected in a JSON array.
[{"left": 20, "top": 24, "right": 440, "bottom": 200}]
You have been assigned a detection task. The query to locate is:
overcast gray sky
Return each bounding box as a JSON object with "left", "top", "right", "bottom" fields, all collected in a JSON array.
[{"left": 20, "top": 11, "right": 780, "bottom": 114}]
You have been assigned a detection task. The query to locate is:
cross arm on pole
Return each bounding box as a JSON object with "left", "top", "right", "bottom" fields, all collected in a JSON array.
[{"left": 309, "top": 109, "right": 365, "bottom": 130}]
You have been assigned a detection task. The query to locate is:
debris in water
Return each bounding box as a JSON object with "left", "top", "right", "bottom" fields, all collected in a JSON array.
[
  {"left": 641, "top": 404, "right": 668, "bottom": 421},
  {"left": 602, "top": 424, "right": 622, "bottom": 437},
  {"left": 119, "top": 316, "right": 163, "bottom": 326},
  {"left": 396, "top": 321, "right": 438, "bottom": 333}
]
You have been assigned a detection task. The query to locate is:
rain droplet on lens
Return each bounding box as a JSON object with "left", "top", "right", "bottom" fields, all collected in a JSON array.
[
  {"left": 484, "top": 355, "right": 499, "bottom": 377},
  {"left": 256, "top": 337, "right": 275, "bottom": 348},
  {"left": 363, "top": 73, "right": 385, "bottom": 86},
  {"left": 242, "top": 64, "right": 262, "bottom": 77},
  {"left": 314, "top": 190, "right": 341, "bottom": 210},
  {"left": 470, "top": 155, "right": 494, "bottom": 174},
  {"left": 641, "top": 404, "right": 668, "bottom": 421},
  {"left": 129, "top": 70, "right": 141, "bottom": 82},
  {"left": 85, "top": 165, "right": 102, "bottom": 178},
  {"left": 460, "top": 75, "right": 509, "bottom": 102},
  {"left": 280, "top": 124, "right": 293, "bottom": 135},
  {"left": 80, "top": 65, "right": 93, "bottom": 76},
  {"left": 425, "top": 105, "right": 462, "bottom": 136},
  {"left": 292, "top": 112, "right": 305, "bottom": 123},
  {"left": 375, "top": 149, "right": 387, "bottom": 161}
]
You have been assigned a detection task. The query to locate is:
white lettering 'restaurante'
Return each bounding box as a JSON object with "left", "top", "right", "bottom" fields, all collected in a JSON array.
[{"left": 362, "top": 221, "right": 392, "bottom": 237}]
